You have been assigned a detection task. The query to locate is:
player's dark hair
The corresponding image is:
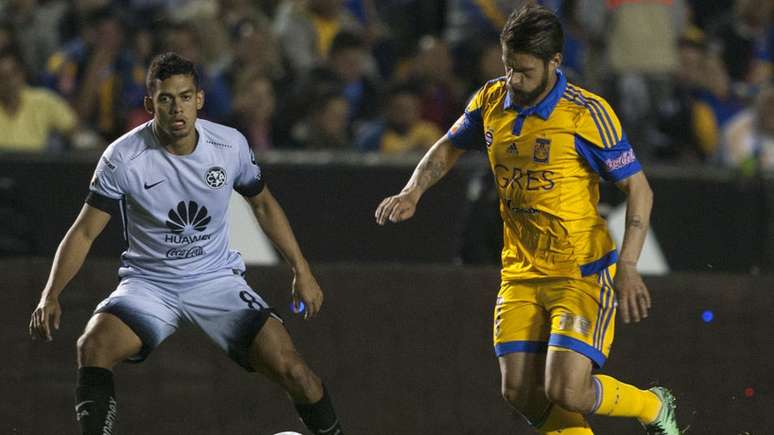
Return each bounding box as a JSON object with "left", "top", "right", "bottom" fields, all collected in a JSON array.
[
  {"left": 500, "top": 4, "right": 563, "bottom": 61},
  {"left": 146, "top": 52, "right": 199, "bottom": 94}
]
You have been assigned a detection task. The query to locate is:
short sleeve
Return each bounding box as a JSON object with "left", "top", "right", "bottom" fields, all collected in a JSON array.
[
  {"left": 446, "top": 86, "right": 486, "bottom": 151},
  {"left": 574, "top": 94, "right": 624, "bottom": 150},
  {"left": 233, "top": 136, "right": 265, "bottom": 197},
  {"left": 90, "top": 148, "right": 124, "bottom": 199},
  {"left": 87, "top": 147, "right": 125, "bottom": 214},
  {"left": 571, "top": 92, "right": 641, "bottom": 181},
  {"left": 574, "top": 135, "right": 642, "bottom": 182}
]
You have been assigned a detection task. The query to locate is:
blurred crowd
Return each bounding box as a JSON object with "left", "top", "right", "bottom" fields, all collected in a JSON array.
[{"left": 0, "top": 0, "right": 771, "bottom": 170}]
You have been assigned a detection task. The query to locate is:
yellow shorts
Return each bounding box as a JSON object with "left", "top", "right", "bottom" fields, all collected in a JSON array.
[{"left": 493, "top": 265, "right": 617, "bottom": 368}]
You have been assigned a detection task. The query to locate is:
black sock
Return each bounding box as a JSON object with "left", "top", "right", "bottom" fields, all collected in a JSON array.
[
  {"left": 294, "top": 385, "right": 343, "bottom": 435},
  {"left": 75, "top": 367, "right": 118, "bottom": 435}
]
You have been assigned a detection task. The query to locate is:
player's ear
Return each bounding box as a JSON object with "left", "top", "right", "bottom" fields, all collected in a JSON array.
[
  {"left": 144, "top": 96, "right": 155, "bottom": 115},
  {"left": 196, "top": 89, "right": 204, "bottom": 111},
  {"left": 549, "top": 53, "right": 562, "bottom": 70}
]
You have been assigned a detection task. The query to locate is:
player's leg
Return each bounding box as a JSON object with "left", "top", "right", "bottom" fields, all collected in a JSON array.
[
  {"left": 247, "top": 317, "right": 322, "bottom": 401},
  {"left": 76, "top": 279, "right": 181, "bottom": 435},
  {"left": 495, "top": 281, "right": 593, "bottom": 434},
  {"left": 543, "top": 348, "right": 595, "bottom": 413},
  {"left": 247, "top": 318, "right": 343, "bottom": 435},
  {"left": 185, "top": 274, "right": 342, "bottom": 434},
  {"left": 77, "top": 313, "right": 143, "bottom": 368},
  {"left": 542, "top": 266, "right": 677, "bottom": 434},
  {"left": 500, "top": 351, "right": 592, "bottom": 434},
  {"left": 499, "top": 352, "right": 548, "bottom": 423},
  {"left": 76, "top": 313, "right": 142, "bottom": 435},
  {"left": 545, "top": 346, "right": 664, "bottom": 425}
]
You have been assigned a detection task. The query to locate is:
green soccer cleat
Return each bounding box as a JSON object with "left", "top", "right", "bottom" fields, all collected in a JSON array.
[{"left": 643, "top": 387, "right": 680, "bottom": 435}]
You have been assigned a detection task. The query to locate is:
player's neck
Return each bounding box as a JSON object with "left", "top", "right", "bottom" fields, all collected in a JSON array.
[
  {"left": 152, "top": 121, "right": 198, "bottom": 155},
  {"left": 164, "top": 137, "right": 197, "bottom": 155}
]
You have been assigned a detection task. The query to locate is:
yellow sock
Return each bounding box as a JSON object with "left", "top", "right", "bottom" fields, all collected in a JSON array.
[
  {"left": 536, "top": 404, "right": 594, "bottom": 434},
  {"left": 591, "top": 374, "right": 661, "bottom": 423}
]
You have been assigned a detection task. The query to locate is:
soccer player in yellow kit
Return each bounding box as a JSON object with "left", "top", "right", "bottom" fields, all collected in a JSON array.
[{"left": 376, "top": 5, "right": 680, "bottom": 435}]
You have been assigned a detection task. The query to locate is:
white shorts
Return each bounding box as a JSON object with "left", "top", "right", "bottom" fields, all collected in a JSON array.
[{"left": 94, "top": 270, "right": 281, "bottom": 371}]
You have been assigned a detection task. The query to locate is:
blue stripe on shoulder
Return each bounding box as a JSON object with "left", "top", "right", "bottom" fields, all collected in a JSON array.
[
  {"left": 566, "top": 85, "right": 619, "bottom": 146},
  {"left": 569, "top": 85, "right": 620, "bottom": 144},
  {"left": 589, "top": 99, "right": 620, "bottom": 143},
  {"left": 586, "top": 99, "right": 618, "bottom": 145},
  {"left": 563, "top": 91, "right": 610, "bottom": 148},
  {"left": 565, "top": 86, "right": 616, "bottom": 148}
]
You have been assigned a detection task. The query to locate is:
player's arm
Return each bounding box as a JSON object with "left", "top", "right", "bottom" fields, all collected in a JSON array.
[
  {"left": 375, "top": 135, "right": 466, "bottom": 225},
  {"left": 245, "top": 187, "right": 322, "bottom": 320},
  {"left": 30, "top": 204, "right": 111, "bottom": 341},
  {"left": 573, "top": 94, "right": 653, "bottom": 324},
  {"left": 613, "top": 171, "right": 654, "bottom": 324}
]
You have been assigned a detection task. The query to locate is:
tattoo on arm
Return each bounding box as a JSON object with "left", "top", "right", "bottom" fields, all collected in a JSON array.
[
  {"left": 626, "top": 215, "right": 645, "bottom": 230},
  {"left": 415, "top": 159, "right": 447, "bottom": 190}
]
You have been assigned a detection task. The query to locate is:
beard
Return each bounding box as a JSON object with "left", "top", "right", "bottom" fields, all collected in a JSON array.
[{"left": 509, "top": 66, "right": 550, "bottom": 107}]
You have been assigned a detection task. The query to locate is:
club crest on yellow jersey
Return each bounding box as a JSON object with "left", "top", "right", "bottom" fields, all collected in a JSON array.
[{"left": 533, "top": 138, "right": 551, "bottom": 163}]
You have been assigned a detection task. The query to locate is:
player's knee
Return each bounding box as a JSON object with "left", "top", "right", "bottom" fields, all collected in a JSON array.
[
  {"left": 77, "top": 333, "right": 104, "bottom": 363},
  {"left": 544, "top": 382, "right": 590, "bottom": 414},
  {"left": 281, "top": 359, "right": 307, "bottom": 383},
  {"left": 501, "top": 382, "right": 530, "bottom": 412},
  {"left": 276, "top": 354, "right": 319, "bottom": 396},
  {"left": 77, "top": 333, "right": 118, "bottom": 367}
]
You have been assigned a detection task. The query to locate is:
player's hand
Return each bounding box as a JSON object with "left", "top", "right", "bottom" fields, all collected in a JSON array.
[
  {"left": 375, "top": 191, "right": 418, "bottom": 225},
  {"left": 29, "top": 296, "right": 62, "bottom": 341},
  {"left": 292, "top": 269, "right": 323, "bottom": 320},
  {"left": 614, "top": 262, "right": 651, "bottom": 324}
]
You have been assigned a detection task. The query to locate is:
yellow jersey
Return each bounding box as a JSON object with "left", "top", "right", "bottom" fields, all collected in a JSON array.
[{"left": 448, "top": 70, "right": 642, "bottom": 281}]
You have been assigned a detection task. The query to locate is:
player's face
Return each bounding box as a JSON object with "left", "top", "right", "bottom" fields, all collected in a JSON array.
[
  {"left": 502, "top": 46, "right": 559, "bottom": 108},
  {"left": 145, "top": 74, "right": 204, "bottom": 140}
]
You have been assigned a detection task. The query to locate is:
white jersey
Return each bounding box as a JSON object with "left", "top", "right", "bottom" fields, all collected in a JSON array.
[{"left": 87, "top": 119, "right": 264, "bottom": 281}]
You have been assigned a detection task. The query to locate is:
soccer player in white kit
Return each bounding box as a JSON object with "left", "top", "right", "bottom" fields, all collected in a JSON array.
[{"left": 29, "top": 52, "right": 344, "bottom": 435}]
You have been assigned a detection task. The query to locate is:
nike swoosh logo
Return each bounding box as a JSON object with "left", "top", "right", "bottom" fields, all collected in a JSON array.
[
  {"left": 75, "top": 400, "right": 95, "bottom": 411},
  {"left": 144, "top": 179, "right": 166, "bottom": 190}
]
